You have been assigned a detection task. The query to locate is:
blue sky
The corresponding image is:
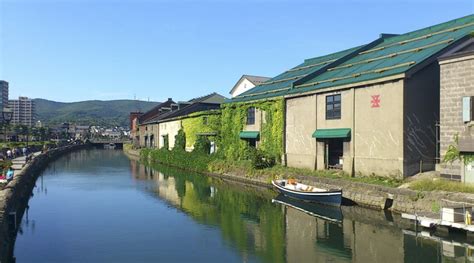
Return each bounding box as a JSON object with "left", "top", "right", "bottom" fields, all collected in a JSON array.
[{"left": 0, "top": 0, "right": 472, "bottom": 102}]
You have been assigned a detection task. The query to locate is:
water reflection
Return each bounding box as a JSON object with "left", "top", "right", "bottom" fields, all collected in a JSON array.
[
  {"left": 3, "top": 149, "right": 474, "bottom": 262},
  {"left": 132, "top": 162, "right": 285, "bottom": 263},
  {"left": 132, "top": 158, "right": 474, "bottom": 263}
]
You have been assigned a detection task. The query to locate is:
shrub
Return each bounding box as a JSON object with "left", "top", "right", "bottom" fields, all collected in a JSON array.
[
  {"left": 142, "top": 148, "right": 215, "bottom": 173},
  {"left": 163, "top": 135, "right": 169, "bottom": 150},
  {"left": 241, "top": 145, "right": 257, "bottom": 161},
  {"left": 194, "top": 136, "right": 211, "bottom": 154},
  {"left": 174, "top": 129, "right": 186, "bottom": 151},
  {"left": 251, "top": 149, "right": 276, "bottom": 169}
]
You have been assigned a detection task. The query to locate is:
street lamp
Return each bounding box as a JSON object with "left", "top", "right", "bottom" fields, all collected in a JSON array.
[{"left": 2, "top": 107, "right": 13, "bottom": 142}]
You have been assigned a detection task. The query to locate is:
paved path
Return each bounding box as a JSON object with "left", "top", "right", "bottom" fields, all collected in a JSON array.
[{"left": 9, "top": 152, "right": 41, "bottom": 175}]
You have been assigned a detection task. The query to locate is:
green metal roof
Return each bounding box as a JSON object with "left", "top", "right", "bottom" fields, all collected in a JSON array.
[
  {"left": 290, "top": 14, "right": 474, "bottom": 95},
  {"left": 239, "top": 131, "right": 260, "bottom": 139},
  {"left": 228, "top": 15, "right": 474, "bottom": 103},
  {"left": 227, "top": 46, "right": 362, "bottom": 103},
  {"left": 312, "top": 128, "right": 351, "bottom": 139}
]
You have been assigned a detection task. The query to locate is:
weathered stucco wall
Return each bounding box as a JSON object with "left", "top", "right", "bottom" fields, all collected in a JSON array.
[
  {"left": 286, "top": 95, "right": 317, "bottom": 169},
  {"left": 285, "top": 79, "right": 405, "bottom": 177},
  {"left": 354, "top": 80, "right": 405, "bottom": 177},
  {"left": 316, "top": 90, "right": 354, "bottom": 173},
  {"left": 158, "top": 120, "right": 182, "bottom": 150},
  {"left": 243, "top": 108, "right": 263, "bottom": 132},
  {"left": 439, "top": 54, "right": 474, "bottom": 179}
]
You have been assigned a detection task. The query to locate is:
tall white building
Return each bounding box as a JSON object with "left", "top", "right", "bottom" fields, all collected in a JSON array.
[
  {"left": 9, "top": 96, "right": 35, "bottom": 126},
  {"left": 0, "top": 81, "right": 9, "bottom": 111}
]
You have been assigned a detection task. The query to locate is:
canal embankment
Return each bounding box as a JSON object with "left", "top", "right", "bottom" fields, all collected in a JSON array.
[
  {"left": 0, "top": 144, "right": 89, "bottom": 263},
  {"left": 130, "top": 147, "right": 474, "bottom": 215}
]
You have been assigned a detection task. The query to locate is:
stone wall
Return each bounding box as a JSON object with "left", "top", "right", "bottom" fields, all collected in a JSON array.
[{"left": 439, "top": 53, "right": 474, "bottom": 178}]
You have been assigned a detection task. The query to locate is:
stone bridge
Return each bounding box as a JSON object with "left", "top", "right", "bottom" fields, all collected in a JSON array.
[{"left": 89, "top": 139, "right": 131, "bottom": 149}]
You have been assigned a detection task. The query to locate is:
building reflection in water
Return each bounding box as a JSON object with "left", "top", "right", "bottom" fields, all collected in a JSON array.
[{"left": 130, "top": 158, "right": 474, "bottom": 263}]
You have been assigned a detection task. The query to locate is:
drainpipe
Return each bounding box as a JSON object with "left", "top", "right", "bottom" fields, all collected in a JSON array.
[
  {"left": 315, "top": 95, "right": 318, "bottom": 170},
  {"left": 282, "top": 98, "right": 287, "bottom": 166},
  {"left": 352, "top": 87, "right": 356, "bottom": 177}
]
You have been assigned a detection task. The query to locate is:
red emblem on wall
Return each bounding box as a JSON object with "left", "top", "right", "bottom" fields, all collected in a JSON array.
[{"left": 371, "top": 95, "right": 380, "bottom": 108}]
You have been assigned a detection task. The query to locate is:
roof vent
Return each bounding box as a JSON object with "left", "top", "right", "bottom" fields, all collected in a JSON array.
[{"left": 379, "top": 33, "right": 399, "bottom": 39}]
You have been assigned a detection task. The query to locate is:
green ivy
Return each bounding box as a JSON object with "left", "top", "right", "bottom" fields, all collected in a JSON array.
[
  {"left": 444, "top": 134, "right": 474, "bottom": 165},
  {"left": 181, "top": 110, "right": 221, "bottom": 148},
  {"left": 163, "top": 135, "right": 169, "bottom": 150},
  {"left": 194, "top": 136, "right": 211, "bottom": 154},
  {"left": 219, "top": 98, "right": 284, "bottom": 162},
  {"left": 174, "top": 129, "right": 186, "bottom": 151}
]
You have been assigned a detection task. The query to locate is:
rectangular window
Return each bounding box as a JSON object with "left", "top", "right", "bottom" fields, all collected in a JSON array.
[
  {"left": 326, "top": 94, "right": 341, "bottom": 120},
  {"left": 463, "top": 96, "right": 471, "bottom": 123},
  {"left": 247, "top": 107, "right": 255, "bottom": 125},
  {"left": 471, "top": 96, "right": 474, "bottom": 122}
]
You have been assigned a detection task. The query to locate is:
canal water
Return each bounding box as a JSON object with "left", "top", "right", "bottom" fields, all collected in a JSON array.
[{"left": 10, "top": 149, "right": 474, "bottom": 262}]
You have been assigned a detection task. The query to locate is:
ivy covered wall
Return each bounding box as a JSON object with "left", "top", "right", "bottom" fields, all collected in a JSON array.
[
  {"left": 181, "top": 110, "right": 221, "bottom": 149},
  {"left": 219, "top": 98, "right": 284, "bottom": 162}
]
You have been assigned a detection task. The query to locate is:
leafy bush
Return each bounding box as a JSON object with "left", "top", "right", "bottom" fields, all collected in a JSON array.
[
  {"left": 194, "top": 136, "right": 211, "bottom": 154},
  {"left": 0, "top": 160, "right": 12, "bottom": 171},
  {"left": 251, "top": 149, "right": 276, "bottom": 169},
  {"left": 141, "top": 148, "right": 215, "bottom": 173},
  {"left": 174, "top": 129, "right": 186, "bottom": 151},
  {"left": 163, "top": 135, "right": 169, "bottom": 150},
  {"left": 241, "top": 145, "right": 257, "bottom": 161},
  {"left": 444, "top": 134, "right": 474, "bottom": 165}
]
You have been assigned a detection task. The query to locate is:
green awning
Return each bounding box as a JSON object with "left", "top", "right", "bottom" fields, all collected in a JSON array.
[
  {"left": 312, "top": 128, "right": 351, "bottom": 139},
  {"left": 239, "top": 131, "right": 260, "bottom": 139}
]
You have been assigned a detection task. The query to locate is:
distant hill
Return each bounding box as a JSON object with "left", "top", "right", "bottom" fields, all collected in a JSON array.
[{"left": 34, "top": 99, "right": 159, "bottom": 127}]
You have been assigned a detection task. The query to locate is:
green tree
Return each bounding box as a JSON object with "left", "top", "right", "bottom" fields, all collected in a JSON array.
[
  {"left": 174, "top": 129, "right": 186, "bottom": 151},
  {"left": 193, "top": 136, "right": 211, "bottom": 154},
  {"left": 163, "top": 135, "right": 169, "bottom": 150}
]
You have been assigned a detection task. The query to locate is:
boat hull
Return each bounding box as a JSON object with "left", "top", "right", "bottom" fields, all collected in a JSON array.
[{"left": 272, "top": 180, "right": 342, "bottom": 206}]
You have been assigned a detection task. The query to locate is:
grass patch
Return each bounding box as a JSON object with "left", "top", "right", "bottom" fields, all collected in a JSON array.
[
  {"left": 409, "top": 178, "right": 474, "bottom": 193},
  {"left": 208, "top": 159, "right": 403, "bottom": 187},
  {"left": 432, "top": 202, "right": 441, "bottom": 213},
  {"left": 140, "top": 149, "right": 404, "bottom": 188}
]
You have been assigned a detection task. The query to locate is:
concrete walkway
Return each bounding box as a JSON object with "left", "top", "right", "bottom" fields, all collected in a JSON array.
[{"left": 9, "top": 152, "right": 42, "bottom": 176}]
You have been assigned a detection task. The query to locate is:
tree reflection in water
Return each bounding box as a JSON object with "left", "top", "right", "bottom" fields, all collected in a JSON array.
[
  {"left": 2, "top": 150, "right": 473, "bottom": 263},
  {"left": 132, "top": 158, "right": 474, "bottom": 263}
]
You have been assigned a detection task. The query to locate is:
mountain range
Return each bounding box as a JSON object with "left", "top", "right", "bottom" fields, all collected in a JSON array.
[{"left": 34, "top": 99, "right": 159, "bottom": 127}]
